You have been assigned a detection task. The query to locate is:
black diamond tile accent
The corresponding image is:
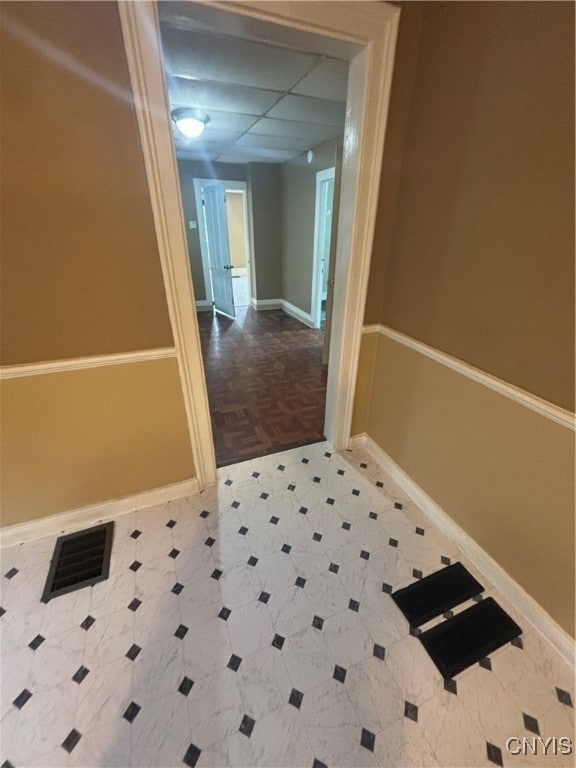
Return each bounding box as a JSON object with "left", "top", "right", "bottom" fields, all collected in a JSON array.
[
  {"left": 337, "top": 469, "right": 345, "bottom": 476},
  {"left": 261, "top": 493, "right": 270, "bottom": 500},
  {"left": 313, "top": 532, "right": 322, "bottom": 542},
  {"left": 239, "top": 526, "right": 248, "bottom": 535},
  {"left": 289, "top": 688, "right": 303, "bottom": 708},
  {"left": 373, "top": 644, "right": 385, "bottom": 660},
  {"left": 277, "top": 464, "right": 285, "bottom": 471},
  {"left": 326, "top": 497, "right": 335, "bottom": 506},
  {"left": 130, "top": 560, "right": 142, "bottom": 571},
  {"left": 0, "top": 607, "right": 5, "bottom": 617},
  {"left": 299, "top": 506, "right": 308, "bottom": 515},
  {"left": 511, "top": 636, "right": 523, "bottom": 649},
  {"left": 172, "top": 583, "right": 184, "bottom": 595},
  {"left": 281, "top": 544, "right": 292, "bottom": 554},
  {"left": 179, "top": 677, "right": 194, "bottom": 696},
  {"left": 205, "top": 537, "right": 215, "bottom": 547},
  {"left": 130, "top": 529, "right": 142, "bottom": 539},
  {"left": 556, "top": 687, "right": 573, "bottom": 707},
  {"left": 348, "top": 599, "right": 360, "bottom": 612},
  {"left": 479, "top": 657, "right": 492, "bottom": 671},
  {"left": 211, "top": 569, "right": 223, "bottom": 580},
  {"left": 224, "top": 479, "right": 233, "bottom": 486},
  {"left": 415, "top": 527, "right": 425, "bottom": 536},
  {"left": 28, "top": 634, "right": 45, "bottom": 650},
  {"left": 325, "top": 452, "right": 332, "bottom": 458},
  {"left": 258, "top": 591, "right": 270, "bottom": 604},
  {"left": 369, "top": 512, "right": 378, "bottom": 520},
  {"left": 360, "top": 462, "right": 368, "bottom": 469},
  {"left": 352, "top": 489, "right": 360, "bottom": 496},
  {"left": 219, "top": 607, "right": 231, "bottom": 621},
  {"left": 248, "top": 556, "right": 258, "bottom": 567},
  {"left": 13, "top": 689, "right": 32, "bottom": 709},
  {"left": 239, "top": 714, "right": 255, "bottom": 738},
  {"left": 270, "top": 516, "right": 279, "bottom": 525},
  {"left": 287, "top": 484, "right": 296, "bottom": 492},
  {"left": 486, "top": 742, "right": 503, "bottom": 767},
  {"left": 333, "top": 665, "right": 347, "bottom": 683},
  {"left": 313, "top": 760, "right": 328, "bottom": 768},
  {"left": 376, "top": 481, "right": 384, "bottom": 488},
  {"left": 394, "top": 502, "right": 403, "bottom": 510},
  {"left": 413, "top": 569, "right": 423, "bottom": 580},
  {"left": 4, "top": 568, "right": 18, "bottom": 580},
  {"left": 123, "top": 701, "right": 141, "bottom": 723},
  {"left": 389, "top": 538, "right": 398, "bottom": 548},
  {"left": 126, "top": 644, "right": 141, "bottom": 661},
  {"left": 72, "top": 665, "right": 90, "bottom": 684},
  {"left": 342, "top": 522, "right": 351, "bottom": 531},
  {"left": 382, "top": 583, "right": 393, "bottom": 594},
  {"left": 183, "top": 743, "right": 202, "bottom": 768},
  {"left": 169, "top": 548, "right": 180, "bottom": 559},
  {"left": 166, "top": 519, "right": 177, "bottom": 528},
  {"left": 295, "top": 576, "right": 306, "bottom": 588},
  {"left": 360, "top": 550, "right": 370, "bottom": 560},
  {"left": 313, "top": 476, "right": 321, "bottom": 483},
  {"left": 329, "top": 563, "right": 339, "bottom": 574},
  {"left": 522, "top": 713, "right": 540, "bottom": 735},
  {"left": 228, "top": 654, "right": 242, "bottom": 671},
  {"left": 302, "top": 458, "right": 309, "bottom": 464},
  {"left": 175, "top": 624, "right": 189, "bottom": 639},
  {"left": 444, "top": 678, "right": 457, "bottom": 695},
  {"left": 252, "top": 471, "right": 260, "bottom": 478},
  {"left": 404, "top": 701, "right": 418, "bottom": 722},
  {"left": 441, "top": 555, "right": 452, "bottom": 565},
  {"left": 128, "top": 598, "right": 142, "bottom": 612},
  {"left": 272, "top": 633, "right": 285, "bottom": 650},
  {"left": 231, "top": 501, "right": 240, "bottom": 508},
  {"left": 200, "top": 510, "right": 210, "bottom": 518},
  {"left": 360, "top": 728, "right": 375, "bottom": 752},
  {"left": 62, "top": 729, "right": 82, "bottom": 753},
  {"left": 80, "top": 615, "right": 95, "bottom": 630},
  {"left": 312, "top": 616, "right": 324, "bottom": 630},
  {"left": 1, "top": 760, "right": 15, "bottom": 768}
]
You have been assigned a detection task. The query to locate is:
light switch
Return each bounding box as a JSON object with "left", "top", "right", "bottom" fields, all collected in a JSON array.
[{"left": 189, "top": 220, "right": 197, "bottom": 230}]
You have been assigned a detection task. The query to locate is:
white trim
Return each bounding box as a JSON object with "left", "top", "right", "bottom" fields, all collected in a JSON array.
[
  {"left": 281, "top": 301, "right": 315, "bottom": 328},
  {"left": 351, "top": 433, "right": 575, "bottom": 668},
  {"left": 0, "top": 348, "right": 177, "bottom": 380},
  {"left": 0, "top": 478, "right": 200, "bottom": 549},
  {"left": 362, "top": 324, "right": 575, "bottom": 430},
  {"left": 311, "top": 167, "right": 336, "bottom": 329},
  {"left": 195, "top": 300, "right": 213, "bottom": 312},
  {"left": 118, "top": 2, "right": 217, "bottom": 487},
  {"left": 250, "top": 298, "right": 282, "bottom": 310},
  {"left": 192, "top": 178, "right": 215, "bottom": 305}
]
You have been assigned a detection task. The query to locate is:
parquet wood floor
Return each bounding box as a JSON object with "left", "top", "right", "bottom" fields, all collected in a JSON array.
[{"left": 197, "top": 306, "right": 327, "bottom": 466}]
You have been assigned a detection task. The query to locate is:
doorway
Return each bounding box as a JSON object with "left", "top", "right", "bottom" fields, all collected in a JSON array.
[{"left": 312, "top": 167, "right": 336, "bottom": 330}]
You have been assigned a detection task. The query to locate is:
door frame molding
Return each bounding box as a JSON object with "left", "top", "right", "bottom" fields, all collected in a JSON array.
[
  {"left": 118, "top": 0, "right": 400, "bottom": 487},
  {"left": 311, "top": 166, "right": 336, "bottom": 329}
]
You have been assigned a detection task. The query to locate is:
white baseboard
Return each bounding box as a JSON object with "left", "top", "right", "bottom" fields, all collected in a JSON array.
[
  {"left": 281, "top": 300, "right": 315, "bottom": 328},
  {"left": 251, "top": 298, "right": 282, "bottom": 310},
  {"left": 350, "top": 432, "right": 575, "bottom": 668},
  {"left": 0, "top": 478, "right": 200, "bottom": 549},
  {"left": 195, "top": 300, "right": 213, "bottom": 311}
]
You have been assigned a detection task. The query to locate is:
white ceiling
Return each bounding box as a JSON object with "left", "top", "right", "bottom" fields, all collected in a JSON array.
[{"left": 159, "top": 12, "right": 349, "bottom": 164}]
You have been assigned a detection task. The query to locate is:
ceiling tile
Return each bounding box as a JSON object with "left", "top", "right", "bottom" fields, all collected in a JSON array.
[
  {"left": 161, "top": 26, "right": 319, "bottom": 91},
  {"left": 292, "top": 58, "right": 349, "bottom": 102},
  {"left": 168, "top": 77, "right": 280, "bottom": 116},
  {"left": 234, "top": 134, "right": 312, "bottom": 152},
  {"left": 218, "top": 147, "right": 297, "bottom": 163},
  {"left": 266, "top": 94, "right": 346, "bottom": 127},
  {"left": 247, "top": 117, "right": 342, "bottom": 144}
]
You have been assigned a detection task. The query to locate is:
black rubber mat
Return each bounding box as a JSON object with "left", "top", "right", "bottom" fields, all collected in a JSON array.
[
  {"left": 419, "top": 597, "right": 522, "bottom": 678},
  {"left": 392, "top": 562, "right": 484, "bottom": 626}
]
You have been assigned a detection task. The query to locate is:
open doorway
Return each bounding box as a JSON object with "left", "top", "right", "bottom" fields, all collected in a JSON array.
[{"left": 312, "top": 167, "right": 336, "bottom": 330}]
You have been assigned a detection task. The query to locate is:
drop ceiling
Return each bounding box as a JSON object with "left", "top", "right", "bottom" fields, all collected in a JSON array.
[{"left": 159, "top": 7, "right": 349, "bottom": 164}]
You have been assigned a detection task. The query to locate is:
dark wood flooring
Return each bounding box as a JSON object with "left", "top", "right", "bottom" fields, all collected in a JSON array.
[{"left": 197, "top": 306, "right": 327, "bottom": 466}]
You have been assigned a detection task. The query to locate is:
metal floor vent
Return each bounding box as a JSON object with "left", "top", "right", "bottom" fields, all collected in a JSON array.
[{"left": 41, "top": 522, "right": 114, "bottom": 602}]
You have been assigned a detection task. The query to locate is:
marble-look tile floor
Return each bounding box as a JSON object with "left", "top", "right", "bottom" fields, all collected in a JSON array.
[{"left": 1, "top": 443, "right": 574, "bottom": 768}]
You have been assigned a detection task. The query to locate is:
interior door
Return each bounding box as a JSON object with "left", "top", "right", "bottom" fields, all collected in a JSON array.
[
  {"left": 322, "top": 144, "right": 343, "bottom": 365},
  {"left": 203, "top": 182, "right": 235, "bottom": 318}
]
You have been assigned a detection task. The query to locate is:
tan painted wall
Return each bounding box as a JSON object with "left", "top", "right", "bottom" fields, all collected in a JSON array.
[
  {"left": 176, "top": 161, "right": 246, "bottom": 302},
  {"left": 281, "top": 141, "right": 339, "bottom": 314},
  {"left": 364, "top": 1, "right": 574, "bottom": 410},
  {"left": 357, "top": 334, "right": 575, "bottom": 635},
  {"left": 0, "top": 1, "right": 174, "bottom": 364},
  {"left": 247, "top": 163, "right": 283, "bottom": 300},
  {"left": 1, "top": 360, "right": 195, "bottom": 526},
  {"left": 226, "top": 193, "right": 248, "bottom": 269}
]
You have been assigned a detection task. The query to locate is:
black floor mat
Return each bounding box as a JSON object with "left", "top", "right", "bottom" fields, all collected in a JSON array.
[
  {"left": 392, "top": 562, "right": 484, "bottom": 626},
  {"left": 419, "top": 597, "right": 522, "bottom": 678}
]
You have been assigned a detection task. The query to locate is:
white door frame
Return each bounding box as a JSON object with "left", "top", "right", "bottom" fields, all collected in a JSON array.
[
  {"left": 193, "top": 178, "right": 252, "bottom": 307},
  {"left": 311, "top": 167, "right": 336, "bottom": 329},
  {"left": 118, "top": 1, "right": 400, "bottom": 489}
]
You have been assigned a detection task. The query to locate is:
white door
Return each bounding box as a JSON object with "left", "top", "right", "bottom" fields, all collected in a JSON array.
[
  {"left": 203, "top": 182, "right": 235, "bottom": 318},
  {"left": 312, "top": 168, "right": 336, "bottom": 328}
]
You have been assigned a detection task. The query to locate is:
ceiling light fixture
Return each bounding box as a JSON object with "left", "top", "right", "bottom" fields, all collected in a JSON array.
[{"left": 172, "top": 108, "right": 209, "bottom": 139}]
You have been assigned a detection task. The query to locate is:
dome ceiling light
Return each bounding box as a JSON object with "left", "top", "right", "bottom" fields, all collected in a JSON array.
[{"left": 172, "top": 108, "right": 209, "bottom": 139}]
